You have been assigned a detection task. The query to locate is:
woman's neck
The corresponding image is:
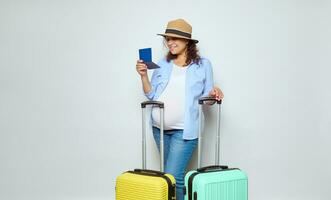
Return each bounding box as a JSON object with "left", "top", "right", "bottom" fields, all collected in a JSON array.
[{"left": 174, "top": 51, "right": 187, "bottom": 67}]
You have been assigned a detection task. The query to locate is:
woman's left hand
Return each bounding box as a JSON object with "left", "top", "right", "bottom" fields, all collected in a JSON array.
[{"left": 209, "top": 86, "right": 224, "bottom": 101}]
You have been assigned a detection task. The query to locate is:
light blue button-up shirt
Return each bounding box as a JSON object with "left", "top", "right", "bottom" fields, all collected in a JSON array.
[{"left": 145, "top": 57, "right": 214, "bottom": 139}]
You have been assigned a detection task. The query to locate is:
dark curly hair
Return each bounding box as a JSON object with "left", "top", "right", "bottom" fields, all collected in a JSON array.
[{"left": 165, "top": 40, "right": 201, "bottom": 66}]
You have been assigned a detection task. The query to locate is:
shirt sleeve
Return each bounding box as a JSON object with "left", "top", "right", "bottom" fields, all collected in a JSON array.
[
  {"left": 202, "top": 59, "right": 214, "bottom": 97},
  {"left": 144, "top": 68, "right": 160, "bottom": 100}
]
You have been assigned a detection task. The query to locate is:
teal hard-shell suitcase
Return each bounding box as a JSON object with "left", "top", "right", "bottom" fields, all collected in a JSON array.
[
  {"left": 184, "top": 166, "right": 248, "bottom": 200},
  {"left": 184, "top": 97, "right": 248, "bottom": 200}
]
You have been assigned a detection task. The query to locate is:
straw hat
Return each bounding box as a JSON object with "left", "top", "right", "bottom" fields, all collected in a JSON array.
[{"left": 157, "top": 19, "right": 199, "bottom": 43}]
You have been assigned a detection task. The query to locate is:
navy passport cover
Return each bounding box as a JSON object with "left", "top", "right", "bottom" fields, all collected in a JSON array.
[{"left": 139, "top": 48, "right": 160, "bottom": 69}]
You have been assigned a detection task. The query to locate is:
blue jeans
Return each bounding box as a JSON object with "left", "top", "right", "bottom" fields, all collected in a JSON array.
[{"left": 152, "top": 127, "right": 198, "bottom": 200}]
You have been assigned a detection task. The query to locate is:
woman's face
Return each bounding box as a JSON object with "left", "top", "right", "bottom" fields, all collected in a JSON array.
[{"left": 165, "top": 36, "right": 189, "bottom": 55}]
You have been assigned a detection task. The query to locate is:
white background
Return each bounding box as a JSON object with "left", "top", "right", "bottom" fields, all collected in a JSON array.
[{"left": 1, "top": 0, "right": 331, "bottom": 200}]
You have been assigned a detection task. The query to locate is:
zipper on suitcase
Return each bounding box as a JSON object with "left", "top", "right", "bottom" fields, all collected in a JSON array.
[
  {"left": 194, "top": 192, "right": 197, "bottom": 200},
  {"left": 188, "top": 172, "right": 199, "bottom": 200}
]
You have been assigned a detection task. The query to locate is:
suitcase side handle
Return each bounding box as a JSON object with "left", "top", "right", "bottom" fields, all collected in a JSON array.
[
  {"left": 134, "top": 169, "right": 165, "bottom": 176},
  {"left": 197, "top": 165, "right": 228, "bottom": 172}
]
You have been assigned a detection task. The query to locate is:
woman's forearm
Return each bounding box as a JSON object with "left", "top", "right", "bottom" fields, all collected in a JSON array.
[{"left": 141, "top": 75, "right": 151, "bottom": 94}]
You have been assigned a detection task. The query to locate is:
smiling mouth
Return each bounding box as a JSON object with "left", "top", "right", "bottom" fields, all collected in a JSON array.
[{"left": 170, "top": 46, "right": 176, "bottom": 51}]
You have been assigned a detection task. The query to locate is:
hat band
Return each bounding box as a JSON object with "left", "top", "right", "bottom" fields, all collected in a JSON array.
[{"left": 165, "top": 29, "right": 191, "bottom": 38}]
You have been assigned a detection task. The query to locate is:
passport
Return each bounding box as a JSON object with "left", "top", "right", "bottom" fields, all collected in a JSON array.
[{"left": 139, "top": 48, "right": 160, "bottom": 69}]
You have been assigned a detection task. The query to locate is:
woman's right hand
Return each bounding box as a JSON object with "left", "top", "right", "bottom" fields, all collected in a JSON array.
[
  {"left": 136, "top": 60, "right": 148, "bottom": 77},
  {"left": 136, "top": 60, "right": 152, "bottom": 94}
]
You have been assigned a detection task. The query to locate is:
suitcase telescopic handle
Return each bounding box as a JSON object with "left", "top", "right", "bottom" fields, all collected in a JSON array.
[
  {"left": 198, "top": 97, "right": 222, "bottom": 105},
  {"left": 141, "top": 101, "right": 164, "bottom": 108},
  {"left": 141, "top": 101, "right": 165, "bottom": 172},
  {"left": 198, "top": 97, "right": 222, "bottom": 168}
]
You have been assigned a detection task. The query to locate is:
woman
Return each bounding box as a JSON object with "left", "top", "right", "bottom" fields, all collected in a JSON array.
[{"left": 136, "top": 18, "right": 224, "bottom": 200}]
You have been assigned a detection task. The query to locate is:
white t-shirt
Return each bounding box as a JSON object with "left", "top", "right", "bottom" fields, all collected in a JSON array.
[{"left": 152, "top": 64, "right": 186, "bottom": 130}]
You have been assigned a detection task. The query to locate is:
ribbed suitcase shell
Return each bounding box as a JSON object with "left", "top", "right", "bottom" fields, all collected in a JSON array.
[
  {"left": 184, "top": 169, "right": 248, "bottom": 200},
  {"left": 116, "top": 171, "right": 176, "bottom": 200}
]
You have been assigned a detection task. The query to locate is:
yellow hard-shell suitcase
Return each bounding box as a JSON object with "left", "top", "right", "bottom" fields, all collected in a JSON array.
[
  {"left": 116, "top": 169, "right": 176, "bottom": 200},
  {"left": 116, "top": 101, "right": 176, "bottom": 200}
]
